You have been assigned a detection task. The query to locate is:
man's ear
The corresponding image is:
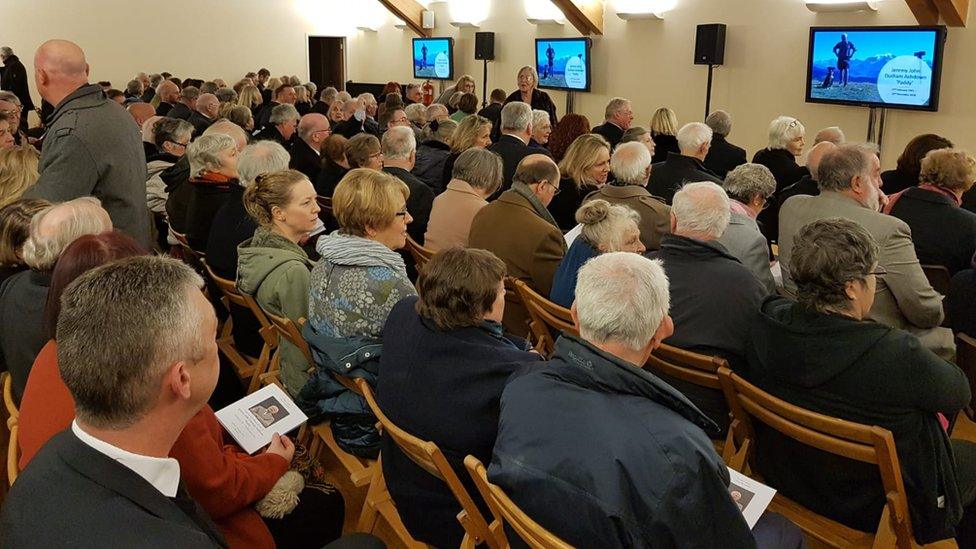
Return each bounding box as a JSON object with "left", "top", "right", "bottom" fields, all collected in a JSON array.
[
  {"left": 669, "top": 211, "right": 677, "bottom": 233},
  {"left": 165, "top": 361, "right": 193, "bottom": 401},
  {"left": 84, "top": 63, "right": 90, "bottom": 77},
  {"left": 570, "top": 301, "right": 580, "bottom": 330}
]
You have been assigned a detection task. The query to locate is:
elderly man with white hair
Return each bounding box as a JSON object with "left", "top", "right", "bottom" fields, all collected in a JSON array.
[
  {"left": 583, "top": 141, "right": 670, "bottom": 250},
  {"left": 382, "top": 126, "right": 434, "bottom": 242},
  {"left": 426, "top": 103, "right": 449, "bottom": 122},
  {"left": 716, "top": 163, "right": 778, "bottom": 293},
  {"left": 0, "top": 197, "right": 112, "bottom": 401},
  {"left": 488, "top": 101, "right": 549, "bottom": 191},
  {"left": 651, "top": 181, "right": 765, "bottom": 433},
  {"left": 592, "top": 97, "right": 634, "bottom": 149},
  {"left": 490, "top": 251, "right": 803, "bottom": 548},
  {"left": 647, "top": 122, "right": 723, "bottom": 204},
  {"left": 703, "top": 109, "right": 747, "bottom": 179},
  {"left": 814, "top": 126, "right": 845, "bottom": 146}
]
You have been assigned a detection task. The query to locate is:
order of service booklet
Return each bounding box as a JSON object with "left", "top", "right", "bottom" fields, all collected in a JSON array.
[
  {"left": 727, "top": 467, "right": 777, "bottom": 529},
  {"left": 215, "top": 384, "right": 309, "bottom": 454}
]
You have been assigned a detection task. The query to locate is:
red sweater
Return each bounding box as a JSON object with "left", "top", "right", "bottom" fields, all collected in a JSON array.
[{"left": 18, "top": 339, "right": 289, "bottom": 549}]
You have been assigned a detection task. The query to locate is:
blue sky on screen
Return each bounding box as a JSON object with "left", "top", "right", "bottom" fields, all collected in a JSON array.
[
  {"left": 413, "top": 38, "right": 449, "bottom": 61},
  {"left": 537, "top": 40, "right": 586, "bottom": 63},
  {"left": 812, "top": 30, "right": 937, "bottom": 62}
]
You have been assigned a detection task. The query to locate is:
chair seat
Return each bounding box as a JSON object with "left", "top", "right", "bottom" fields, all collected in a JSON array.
[
  {"left": 767, "top": 494, "right": 874, "bottom": 548},
  {"left": 311, "top": 422, "right": 376, "bottom": 488}
]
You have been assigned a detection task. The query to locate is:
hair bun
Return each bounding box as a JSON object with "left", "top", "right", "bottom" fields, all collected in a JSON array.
[{"left": 576, "top": 200, "right": 610, "bottom": 226}]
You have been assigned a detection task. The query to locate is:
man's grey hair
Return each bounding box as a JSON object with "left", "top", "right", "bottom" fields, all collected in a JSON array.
[
  {"left": 705, "top": 110, "right": 732, "bottom": 137},
  {"left": 768, "top": 116, "right": 805, "bottom": 150},
  {"left": 320, "top": 87, "right": 338, "bottom": 104},
  {"left": 817, "top": 143, "right": 877, "bottom": 193},
  {"left": 0, "top": 91, "right": 21, "bottom": 106},
  {"left": 152, "top": 117, "right": 193, "bottom": 148},
  {"left": 200, "top": 81, "right": 219, "bottom": 95},
  {"left": 604, "top": 97, "right": 630, "bottom": 120},
  {"left": 304, "top": 82, "right": 317, "bottom": 96},
  {"left": 0, "top": 47, "right": 13, "bottom": 58},
  {"left": 358, "top": 92, "right": 376, "bottom": 105},
  {"left": 575, "top": 252, "right": 671, "bottom": 352},
  {"left": 215, "top": 87, "right": 237, "bottom": 103},
  {"left": 381, "top": 126, "right": 417, "bottom": 160},
  {"left": 23, "top": 197, "right": 113, "bottom": 272},
  {"left": 532, "top": 109, "right": 550, "bottom": 130},
  {"left": 724, "top": 163, "right": 776, "bottom": 203},
  {"left": 187, "top": 133, "right": 236, "bottom": 178},
  {"left": 180, "top": 86, "right": 200, "bottom": 101},
  {"left": 149, "top": 73, "right": 163, "bottom": 87},
  {"left": 677, "top": 122, "right": 713, "bottom": 153},
  {"left": 404, "top": 103, "right": 426, "bottom": 124},
  {"left": 814, "top": 126, "right": 845, "bottom": 146},
  {"left": 269, "top": 103, "right": 300, "bottom": 125},
  {"left": 427, "top": 103, "right": 449, "bottom": 120},
  {"left": 237, "top": 141, "right": 290, "bottom": 187},
  {"left": 125, "top": 79, "right": 143, "bottom": 97},
  {"left": 501, "top": 102, "right": 533, "bottom": 132},
  {"left": 57, "top": 256, "right": 208, "bottom": 429},
  {"left": 671, "top": 181, "right": 730, "bottom": 239},
  {"left": 611, "top": 142, "right": 652, "bottom": 185},
  {"left": 452, "top": 147, "right": 503, "bottom": 196},
  {"left": 791, "top": 218, "right": 878, "bottom": 314},
  {"left": 336, "top": 91, "right": 352, "bottom": 102}
]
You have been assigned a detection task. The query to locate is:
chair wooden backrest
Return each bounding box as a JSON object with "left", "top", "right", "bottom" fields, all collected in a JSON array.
[
  {"left": 356, "top": 380, "right": 501, "bottom": 549},
  {"left": 265, "top": 312, "right": 314, "bottom": 367},
  {"left": 463, "top": 455, "right": 573, "bottom": 549},
  {"left": 645, "top": 344, "right": 728, "bottom": 391},
  {"left": 921, "top": 264, "right": 951, "bottom": 295},
  {"left": 955, "top": 333, "right": 976, "bottom": 422},
  {"left": 3, "top": 373, "right": 20, "bottom": 486},
  {"left": 508, "top": 278, "right": 577, "bottom": 357},
  {"left": 717, "top": 366, "right": 921, "bottom": 548},
  {"left": 404, "top": 235, "right": 434, "bottom": 272}
]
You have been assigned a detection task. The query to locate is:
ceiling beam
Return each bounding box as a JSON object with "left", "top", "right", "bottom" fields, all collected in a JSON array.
[
  {"left": 377, "top": 0, "right": 430, "bottom": 37},
  {"left": 905, "top": 0, "right": 941, "bottom": 24},
  {"left": 550, "top": 0, "right": 605, "bottom": 36},
  {"left": 932, "top": 0, "right": 970, "bottom": 26}
]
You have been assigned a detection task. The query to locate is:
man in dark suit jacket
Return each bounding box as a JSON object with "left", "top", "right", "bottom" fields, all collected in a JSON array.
[
  {"left": 477, "top": 88, "right": 507, "bottom": 143},
  {"left": 0, "top": 47, "right": 35, "bottom": 130},
  {"left": 382, "top": 127, "right": 434, "bottom": 243},
  {"left": 253, "top": 104, "right": 300, "bottom": 150},
  {"left": 648, "top": 122, "right": 723, "bottom": 204},
  {"left": 256, "top": 85, "right": 297, "bottom": 131},
  {"left": 703, "top": 110, "right": 747, "bottom": 179},
  {"left": 487, "top": 102, "right": 551, "bottom": 196},
  {"left": 167, "top": 86, "right": 200, "bottom": 121},
  {"left": 187, "top": 93, "right": 219, "bottom": 137},
  {"left": 1, "top": 256, "right": 229, "bottom": 548},
  {"left": 289, "top": 113, "right": 331, "bottom": 182},
  {"left": 591, "top": 97, "right": 633, "bottom": 150}
]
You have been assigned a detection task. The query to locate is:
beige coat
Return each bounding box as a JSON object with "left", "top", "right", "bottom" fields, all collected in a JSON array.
[
  {"left": 424, "top": 179, "right": 488, "bottom": 252},
  {"left": 583, "top": 184, "right": 671, "bottom": 250},
  {"left": 469, "top": 189, "right": 567, "bottom": 336},
  {"left": 779, "top": 191, "right": 953, "bottom": 355}
]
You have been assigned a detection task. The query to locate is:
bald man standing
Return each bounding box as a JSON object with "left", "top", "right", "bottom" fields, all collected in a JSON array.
[{"left": 23, "top": 40, "right": 150, "bottom": 248}]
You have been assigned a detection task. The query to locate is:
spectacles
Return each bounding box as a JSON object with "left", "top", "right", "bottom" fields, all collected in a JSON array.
[
  {"left": 868, "top": 265, "right": 887, "bottom": 277},
  {"left": 167, "top": 139, "right": 189, "bottom": 149},
  {"left": 394, "top": 209, "right": 409, "bottom": 217},
  {"left": 544, "top": 181, "right": 561, "bottom": 195},
  {"left": 788, "top": 119, "right": 800, "bottom": 129},
  {"left": 313, "top": 129, "right": 332, "bottom": 136},
  {"left": 369, "top": 152, "right": 383, "bottom": 160}
]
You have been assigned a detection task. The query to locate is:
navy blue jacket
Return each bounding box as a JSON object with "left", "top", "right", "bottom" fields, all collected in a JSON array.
[
  {"left": 377, "top": 297, "right": 539, "bottom": 548},
  {"left": 489, "top": 335, "right": 755, "bottom": 548}
]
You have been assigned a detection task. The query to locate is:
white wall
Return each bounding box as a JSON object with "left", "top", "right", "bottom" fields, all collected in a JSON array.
[{"left": 2, "top": 0, "right": 974, "bottom": 167}]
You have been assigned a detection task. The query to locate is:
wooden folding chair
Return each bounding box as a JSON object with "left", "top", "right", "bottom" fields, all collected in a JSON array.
[
  {"left": 356, "top": 379, "right": 501, "bottom": 548},
  {"left": 955, "top": 333, "right": 976, "bottom": 422},
  {"left": 645, "top": 343, "right": 732, "bottom": 457},
  {"left": 202, "top": 261, "right": 276, "bottom": 390},
  {"left": 508, "top": 278, "right": 577, "bottom": 358},
  {"left": 3, "top": 373, "right": 19, "bottom": 486},
  {"left": 404, "top": 235, "right": 434, "bottom": 272},
  {"left": 717, "top": 366, "right": 957, "bottom": 549},
  {"left": 262, "top": 311, "right": 376, "bottom": 488},
  {"left": 463, "top": 455, "right": 573, "bottom": 549}
]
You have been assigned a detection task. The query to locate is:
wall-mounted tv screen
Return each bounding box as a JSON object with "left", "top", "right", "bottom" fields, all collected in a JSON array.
[
  {"left": 536, "top": 38, "right": 592, "bottom": 92},
  {"left": 412, "top": 37, "right": 454, "bottom": 80},
  {"left": 806, "top": 26, "right": 947, "bottom": 112}
]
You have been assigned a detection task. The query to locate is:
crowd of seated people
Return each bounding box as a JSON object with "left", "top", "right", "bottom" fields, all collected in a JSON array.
[{"left": 5, "top": 35, "right": 976, "bottom": 549}]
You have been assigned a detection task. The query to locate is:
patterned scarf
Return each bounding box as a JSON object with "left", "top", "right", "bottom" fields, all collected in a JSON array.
[{"left": 315, "top": 231, "right": 407, "bottom": 276}]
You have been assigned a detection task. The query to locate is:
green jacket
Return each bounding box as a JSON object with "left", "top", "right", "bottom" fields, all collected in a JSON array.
[{"left": 237, "top": 227, "right": 315, "bottom": 395}]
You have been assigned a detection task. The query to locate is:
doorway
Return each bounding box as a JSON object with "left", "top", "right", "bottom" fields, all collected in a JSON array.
[{"left": 308, "top": 36, "right": 345, "bottom": 93}]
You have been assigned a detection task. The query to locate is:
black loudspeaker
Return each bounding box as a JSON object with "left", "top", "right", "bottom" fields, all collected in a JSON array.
[
  {"left": 475, "top": 32, "right": 495, "bottom": 61},
  {"left": 695, "top": 24, "right": 726, "bottom": 65}
]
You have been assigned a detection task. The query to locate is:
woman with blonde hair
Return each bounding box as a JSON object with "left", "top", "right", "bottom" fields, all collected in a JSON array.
[
  {"left": 238, "top": 84, "right": 263, "bottom": 116},
  {"left": 304, "top": 168, "right": 417, "bottom": 457},
  {"left": 441, "top": 114, "right": 491, "bottom": 189},
  {"left": 550, "top": 199, "right": 645, "bottom": 307},
  {"left": 294, "top": 85, "right": 311, "bottom": 115},
  {"left": 237, "top": 169, "right": 320, "bottom": 395},
  {"left": 649, "top": 107, "right": 679, "bottom": 163},
  {"left": 549, "top": 133, "right": 612, "bottom": 230},
  {"left": 435, "top": 74, "right": 475, "bottom": 105},
  {"left": 0, "top": 146, "right": 40, "bottom": 208},
  {"left": 505, "top": 66, "right": 557, "bottom": 125}
]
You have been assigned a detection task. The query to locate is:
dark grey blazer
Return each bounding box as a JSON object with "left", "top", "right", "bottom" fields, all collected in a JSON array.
[{"left": 1, "top": 430, "right": 226, "bottom": 548}]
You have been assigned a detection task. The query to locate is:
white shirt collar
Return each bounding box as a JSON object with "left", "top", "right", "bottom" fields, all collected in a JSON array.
[{"left": 72, "top": 420, "right": 181, "bottom": 497}]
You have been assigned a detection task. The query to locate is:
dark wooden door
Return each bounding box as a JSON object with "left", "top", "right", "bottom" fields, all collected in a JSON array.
[{"left": 308, "top": 36, "right": 345, "bottom": 92}]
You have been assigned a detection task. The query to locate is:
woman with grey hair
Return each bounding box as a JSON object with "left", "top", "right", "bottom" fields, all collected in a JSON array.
[
  {"left": 182, "top": 133, "right": 240, "bottom": 249},
  {"left": 620, "top": 126, "right": 655, "bottom": 158},
  {"left": 717, "top": 163, "right": 778, "bottom": 293},
  {"left": 505, "top": 65, "right": 558, "bottom": 125},
  {"left": 550, "top": 200, "right": 645, "bottom": 307},
  {"left": 146, "top": 118, "right": 193, "bottom": 215},
  {"left": 424, "top": 147, "right": 503, "bottom": 251},
  {"left": 530, "top": 109, "right": 552, "bottom": 150},
  {"left": 746, "top": 216, "right": 976, "bottom": 547}
]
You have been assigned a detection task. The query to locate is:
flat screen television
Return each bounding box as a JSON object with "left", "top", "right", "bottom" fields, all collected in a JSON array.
[
  {"left": 535, "top": 38, "right": 592, "bottom": 92},
  {"left": 413, "top": 37, "right": 454, "bottom": 80},
  {"left": 805, "top": 26, "right": 947, "bottom": 112}
]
